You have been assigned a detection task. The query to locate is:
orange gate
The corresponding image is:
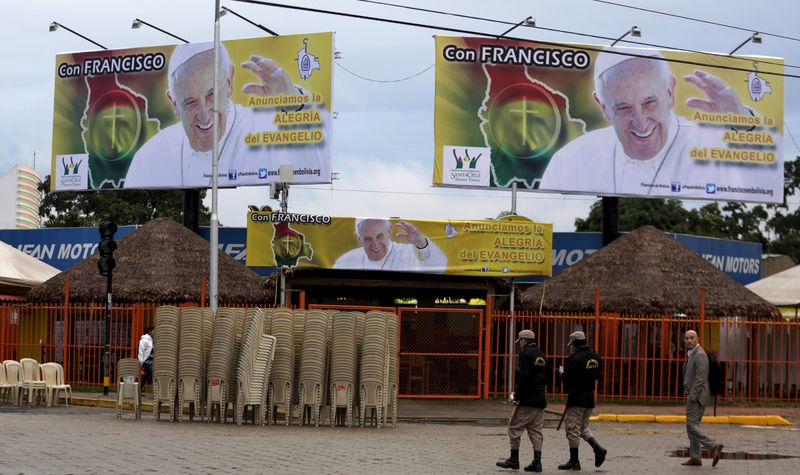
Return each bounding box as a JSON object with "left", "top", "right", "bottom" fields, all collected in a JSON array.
[{"left": 398, "top": 308, "right": 483, "bottom": 399}]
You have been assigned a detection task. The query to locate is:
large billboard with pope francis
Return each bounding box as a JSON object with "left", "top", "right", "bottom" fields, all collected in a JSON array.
[
  {"left": 50, "top": 33, "right": 332, "bottom": 191},
  {"left": 433, "top": 36, "right": 784, "bottom": 204}
]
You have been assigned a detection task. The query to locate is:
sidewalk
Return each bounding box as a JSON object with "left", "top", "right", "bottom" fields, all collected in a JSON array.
[{"left": 67, "top": 392, "right": 796, "bottom": 426}]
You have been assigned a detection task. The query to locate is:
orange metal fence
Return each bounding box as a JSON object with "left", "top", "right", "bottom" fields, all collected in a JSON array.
[
  {"left": 489, "top": 311, "right": 800, "bottom": 402},
  {"left": 3, "top": 301, "right": 798, "bottom": 402}
]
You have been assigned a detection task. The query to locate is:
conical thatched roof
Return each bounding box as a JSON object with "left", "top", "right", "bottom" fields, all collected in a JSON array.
[
  {"left": 519, "top": 226, "right": 780, "bottom": 319},
  {"left": 27, "top": 217, "right": 273, "bottom": 304}
]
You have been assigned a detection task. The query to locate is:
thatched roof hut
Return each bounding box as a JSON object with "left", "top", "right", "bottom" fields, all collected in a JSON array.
[
  {"left": 27, "top": 217, "right": 273, "bottom": 304},
  {"left": 519, "top": 226, "right": 780, "bottom": 319}
]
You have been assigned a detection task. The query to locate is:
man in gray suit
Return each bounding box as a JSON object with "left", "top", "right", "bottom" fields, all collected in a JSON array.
[{"left": 682, "top": 330, "right": 723, "bottom": 466}]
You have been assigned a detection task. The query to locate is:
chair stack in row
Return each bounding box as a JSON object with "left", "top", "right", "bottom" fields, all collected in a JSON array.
[
  {"left": 360, "top": 311, "right": 389, "bottom": 428},
  {"left": 298, "top": 309, "right": 329, "bottom": 426},
  {"left": 177, "top": 307, "right": 210, "bottom": 421},
  {"left": 235, "top": 308, "right": 276, "bottom": 425},
  {"left": 153, "top": 305, "right": 180, "bottom": 421},
  {"left": 207, "top": 308, "right": 238, "bottom": 423},
  {"left": 385, "top": 313, "right": 399, "bottom": 428},
  {"left": 330, "top": 312, "right": 357, "bottom": 427},
  {"left": 268, "top": 308, "right": 295, "bottom": 425},
  {"left": 19, "top": 358, "right": 47, "bottom": 406}
]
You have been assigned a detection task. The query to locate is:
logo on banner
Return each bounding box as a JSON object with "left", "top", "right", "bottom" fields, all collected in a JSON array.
[
  {"left": 297, "top": 38, "right": 321, "bottom": 80},
  {"left": 228, "top": 169, "right": 238, "bottom": 181},
  {"left": 671, "top": 182, "right": 682, "bottom": 192},
  {"left": 56, "top": 154, "right": 89, "bottom": 190},
  {"left": 706, "top": 183, "right": 717, "bottom": 194},
  {"left": 258, "top": 168, "right": 268, "bottom": 179},
  {"left": 746, "top": 66, "right": 773, "bottom": 102},
  {"left": 442, "top": 146, "right": 491, "bottom": 186}
]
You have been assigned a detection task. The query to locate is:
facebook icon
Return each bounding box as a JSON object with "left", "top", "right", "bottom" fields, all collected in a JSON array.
[{"left": 671, "top": 182, "right": 682, "bottom": 192}]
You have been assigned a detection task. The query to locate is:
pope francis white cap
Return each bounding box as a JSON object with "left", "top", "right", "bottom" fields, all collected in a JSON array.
[
  {"left": 592, "top": 46, "right": 665, "bottom": 87},
  {"left": 167, "top": 42, "right": 231, "bottom": 94}
]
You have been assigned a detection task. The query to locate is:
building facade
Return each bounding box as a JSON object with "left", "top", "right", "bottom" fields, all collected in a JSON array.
[{"left": 0, "top": 165, "right": 41, "bottom": 229}]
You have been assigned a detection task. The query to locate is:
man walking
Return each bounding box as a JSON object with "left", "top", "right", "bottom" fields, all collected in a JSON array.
[
  {"left": 558, "top": 331, "right": 607, "bottom": 470},
  {"left": 137, "top": 326, "right": 154, "bottom": 396},
  {"left": 496, "top": 330, "right": 548, "bottom": 472},
  {"left": 682, "top": 330, "right": 723, "bottom": 467}
]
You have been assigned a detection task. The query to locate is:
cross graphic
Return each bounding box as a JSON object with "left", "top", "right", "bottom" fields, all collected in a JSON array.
[
  {"left": 282, "top": 233, "right": 294, "bottom": 256},
  {"left": 509, "top": 97, "right": 539, "bottom": 147},
  {"left": 102, "top": 101, "right": 125, "bottom": 152}
]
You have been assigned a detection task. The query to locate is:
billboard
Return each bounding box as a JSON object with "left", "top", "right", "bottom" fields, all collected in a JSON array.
[
  {"left": 433, "top": 36, "right": 784, "bottom": 203},
  {"left": 246, "top": 213, "right": 553, "bottom": 277},
  {"left": 51, "top": 33, "right": 333, "bottom": 191}
]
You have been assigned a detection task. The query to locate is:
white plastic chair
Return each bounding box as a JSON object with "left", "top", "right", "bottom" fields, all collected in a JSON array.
[
  {"left": 117, "top": 358, "right": 142, "bottom": 419},
  {"left": 1, "top": 360, "right": 22, "bottom": 405},
  {"left": 0, "top": 363, "right": 14, "bottom": 404},
  {"left": 40, "top": 363, "right": 59, "bottom": 407},
  {"left": 50, "top": 363, "right": 72, "bottom": 406},
  {"left": 19, "top": 358, "right": 47, "bottom": 406}
]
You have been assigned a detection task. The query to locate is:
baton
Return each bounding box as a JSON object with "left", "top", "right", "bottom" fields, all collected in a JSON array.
[{"left": 556, "top": 408, "right": 567, "bottom": 431}]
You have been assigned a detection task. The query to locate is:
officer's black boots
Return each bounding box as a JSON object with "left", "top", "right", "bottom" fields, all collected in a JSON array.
[
  {"left": 524, "top": 450, "right": 543, "bottom": 472},
  {"left": 558, "top": 448, "right": 581, "bottom": 470},
  {"left": 496, "top": 449, "right": 520, "bottom": 470},
  {"left": 587, "top": 437, "right": 607, "bottom": 467}
]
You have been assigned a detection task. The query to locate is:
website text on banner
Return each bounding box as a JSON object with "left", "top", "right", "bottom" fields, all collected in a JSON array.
[
  {"left": 432, "top": 36, "right": 784, "bottom": 204},
  {"left": 51, "top": 33, "right": 333, "bottom": 191},
  {"left": 246, "top": 213, "right": 553, "bottom": 277}
]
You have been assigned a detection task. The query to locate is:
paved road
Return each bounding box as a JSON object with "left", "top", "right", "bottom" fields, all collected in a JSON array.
[{"left": 0, "top": 405, "right": 798, "bottom": 474}]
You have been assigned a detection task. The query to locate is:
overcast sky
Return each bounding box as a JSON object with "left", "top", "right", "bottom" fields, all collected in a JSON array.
[{"left": 2, "top": 0, "right": 798, "bottom": 230}]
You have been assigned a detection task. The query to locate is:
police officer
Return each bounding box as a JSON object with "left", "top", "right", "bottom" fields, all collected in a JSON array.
[
  {"left": 497, "top": 329, "right": 548, "bottom": 472},
  {"left": 559, "top": 331, "right": 607, "bottom": 470}
]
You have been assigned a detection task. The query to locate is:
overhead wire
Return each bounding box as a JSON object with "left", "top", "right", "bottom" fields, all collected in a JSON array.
[
  {"left": 335, "top": 60, "right": 434, "bottom": 83},
  {"left": 593, "top": 0, "right": 800, "bottom": 43},
  {"left": 233, "top": 0, "right": 800, "bottom": 78},
  {"left": 349, "top": 0, "right": 798, "bottom": 71}
]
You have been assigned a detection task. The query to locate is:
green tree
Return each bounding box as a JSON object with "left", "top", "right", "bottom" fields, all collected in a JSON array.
[
  {"left": 573, "top": 159, "right": 800, "bottom": 263},
  {"left": 38, "top": 175, "right": 211, "bottom": 227},
  {"left": 575, "top": 198, "right": 695, "bottom": 233},
  {"left": 766, "top": 159, "right": 800, "bottom": 262}
]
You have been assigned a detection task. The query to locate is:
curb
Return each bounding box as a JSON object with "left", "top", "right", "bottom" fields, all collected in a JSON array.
[
  {"left": 590, "top": 413, "right": 791, "bottom": 426},
  {"left": 70, "top": 398, "right": 792, "bottom": 427}
]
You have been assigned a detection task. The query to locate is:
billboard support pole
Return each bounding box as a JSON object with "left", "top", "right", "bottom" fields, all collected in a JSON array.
[
  {"left": 602, "top": 196, "right": 619, "bottom": 246},
  {"left": 209, "top": 0, "right": 222, "bottom": 312},
  {"left": 183, "top": 190, "right": 201, "bottom": 234},
  {"left": 511, "top": 182, "right": 517, "bottom": 215},
  {"left": 508, "top": 278, "right": 515, "bottom": 396}
]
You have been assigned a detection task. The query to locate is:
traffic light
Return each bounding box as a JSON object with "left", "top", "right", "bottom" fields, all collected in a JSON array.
[{"left": 98, "top": 220, "right": 118, "bottom": 276}]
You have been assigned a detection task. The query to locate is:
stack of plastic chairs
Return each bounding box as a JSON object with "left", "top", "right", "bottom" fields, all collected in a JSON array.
[
  {"left": 235, "top": 308, "right": 266, "bottom": 425},
  {"left": 200, "top": 308, "right": 214, "bottom": 418},
  {"left": 359, "top": 311, "right": 388, "bottom": 428},
  {"left": 267, "top": 308, "right": 294, "bottom": 425},
  {"left": 298, "top": 309, "right": 328, "bottom": 426},
  {"left": 19, "top": 358, "right": 47, "bottom": 406},
  {"left": 385, "top": 312, "right": 399, "bottom": 428},
  {"left": 261, "top": 307, "right": 273, "bottom": 336},
  {"left": 228, "top": 308, "right": 246, "bottom": 417},
  {"left": 207, "top": 308, "right": 237, "bottom": 423},
  {"left": 353, "top": 311, "right": 366, "bottom": 425},
  {"left": 177, "top": 307, "right": 205, "bottom": 421},
  {"left": 153, "top": 305, "right": 180, "bottom": 421},
  {"left": 116, "top": 358, "right": 142, "bottom": 419},
  {"left": 292, "top": 309, "right": 306, "bottom": 416},
  {"left": 1, "top": 360, "right": 21, "bottom": 405},
  {"left": 330, "top": 311, "right": 357, "bottom": 427}
]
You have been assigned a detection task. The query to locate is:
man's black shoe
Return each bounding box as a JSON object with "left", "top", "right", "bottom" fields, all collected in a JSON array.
[
  {"left": 496, "top": 457, "right": 520, "bottom": 470},
  {"left": 524, "top": 461, "right": 542, "bottom": 472},
  {"left": 594, "top": 447, "right": 607, "bottom": 467},
  {"left": 557, "top": 460, "right": 581, "bottom": 470}
]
